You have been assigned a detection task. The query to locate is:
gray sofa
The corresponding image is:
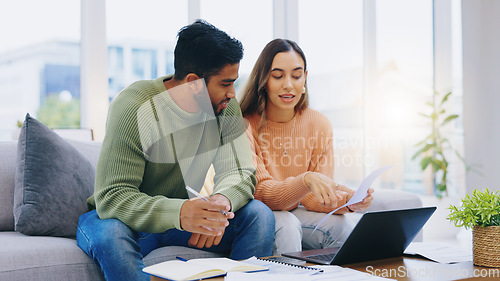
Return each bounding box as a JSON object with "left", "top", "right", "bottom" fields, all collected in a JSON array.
[
  {"left": 0, "top": 138, "right": 224, "bottom": 281},
  {"left": 0, "top": 132, "right": 423, "bottom": 280}
]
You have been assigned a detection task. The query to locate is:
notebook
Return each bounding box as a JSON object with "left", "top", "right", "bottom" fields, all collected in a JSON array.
[
  {"left": 283, "top": 207, "right": 436, "bottom": 265},
  {"left": 243, "top": 256, "right": 323, "bottom": 274},
  {"left": 142, "top": 257, "right": 268, "bottom": 281}
]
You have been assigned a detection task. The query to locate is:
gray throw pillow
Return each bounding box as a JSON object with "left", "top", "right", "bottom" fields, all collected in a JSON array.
[{"left": 13, "top": 114, "right": 95, "bottom": 237}]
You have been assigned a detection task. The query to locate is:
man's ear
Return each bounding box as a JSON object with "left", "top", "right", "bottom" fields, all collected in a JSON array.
[
  {"left": 185, "top": 73, "right": 204, "bottom": 93},
  {"left": 185, "top": 73, "right": 200, "bottom": 83}
]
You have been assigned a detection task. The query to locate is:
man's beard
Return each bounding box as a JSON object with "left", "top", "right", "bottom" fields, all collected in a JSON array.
[{"left": 193, "top": 91, "right": 220, "bottom": 115}]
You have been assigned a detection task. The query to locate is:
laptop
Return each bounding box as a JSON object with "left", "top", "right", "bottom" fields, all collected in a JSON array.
[{"left": 282, "top": 207, "right": 436, "bottom": 265}]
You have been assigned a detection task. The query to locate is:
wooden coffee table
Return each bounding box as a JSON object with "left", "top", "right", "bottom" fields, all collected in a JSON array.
[
  {"left": 150, "top": 255, "right": 500, "bottom": 281},
  {"left": 344, "top": 256, "right": 499, "bottom": 281}
]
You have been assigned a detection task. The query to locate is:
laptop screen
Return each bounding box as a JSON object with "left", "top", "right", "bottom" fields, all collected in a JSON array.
[{"left": 283, "top": 207, "right": 436, "bottom": 265}]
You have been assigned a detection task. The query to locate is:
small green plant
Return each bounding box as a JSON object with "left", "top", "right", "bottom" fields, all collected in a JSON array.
[
  {"left": 37, "top": 94, "right": 80, "bottom": 129},
  {"left": 447, "top": 189, "right": 500, "bottom": 229},
  {"left": 412, "top": 91, "right": 462, "bottom": 198}
]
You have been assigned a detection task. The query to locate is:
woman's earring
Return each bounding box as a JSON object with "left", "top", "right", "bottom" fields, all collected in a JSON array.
[{"left": 302, "top": 87, "right": 306, "bottom": 94}]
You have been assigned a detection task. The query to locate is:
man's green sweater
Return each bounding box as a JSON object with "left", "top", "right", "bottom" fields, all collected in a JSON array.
[{"left": 87, "top": 76, "right": 256, "bottom": 233}]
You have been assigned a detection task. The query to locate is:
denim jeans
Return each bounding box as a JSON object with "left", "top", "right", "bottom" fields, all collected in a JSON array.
[
  {"left": 76, "top": 199, "right": 274, "bottom": 281},
  {"left": 272, "top": 206, "right": 355, "bottom": 255}
]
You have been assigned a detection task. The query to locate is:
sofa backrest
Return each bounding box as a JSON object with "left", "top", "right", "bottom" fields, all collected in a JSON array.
[{"left": 0, "top": 139, "right": 102, "bottom": 231}]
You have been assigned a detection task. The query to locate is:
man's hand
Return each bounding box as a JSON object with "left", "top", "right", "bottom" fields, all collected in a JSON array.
[
  {"left": 188, "top": 231, "right": 224, "bottom": 248},
  {"left": 304, "top": 172, "right": 353, "bottom": 208},
  {"left": 180, "top": 194, "right": 233, "bottom": 248}
]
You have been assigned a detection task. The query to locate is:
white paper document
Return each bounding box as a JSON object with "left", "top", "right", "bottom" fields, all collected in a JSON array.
[
  {"left": 404, "top": 242, "right": 472, "bottom": 264},
  {"left": 313, "top": 165, "right": 393, "bottom": 232},
  {"left": 225, "top": 272, "right": 311, "bottom": 281},
  {"left": 225, "top": 264, "right": 395, "bottom": 281},
  {"left": 306, "top": 265, "right": 395, "bottom": 281}
]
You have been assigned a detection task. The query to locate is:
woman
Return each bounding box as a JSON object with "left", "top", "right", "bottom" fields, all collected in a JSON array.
[{"left": 240, "top": 39, "right": 374, "bottom": 255}]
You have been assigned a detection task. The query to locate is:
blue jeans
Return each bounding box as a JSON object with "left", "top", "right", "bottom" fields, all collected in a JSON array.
[{"left": 76, "top": 199, "right": 274, "bottom": 281}]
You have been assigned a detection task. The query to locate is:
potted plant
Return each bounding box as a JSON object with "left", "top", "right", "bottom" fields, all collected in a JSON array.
[
  {"left": 412, "top": 91, "right": 462, "bottom": 198},
  {"left": 447, "top": 189, "right": 500, "bottom": 267}
]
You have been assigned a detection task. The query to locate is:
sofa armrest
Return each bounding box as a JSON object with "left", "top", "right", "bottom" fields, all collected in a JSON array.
[{"left": 350, "top": 189, "right": 424, "bottom": 242}]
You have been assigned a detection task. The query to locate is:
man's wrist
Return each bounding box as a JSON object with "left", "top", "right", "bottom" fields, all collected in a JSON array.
[{"left": 211, "top": 193, "right": 231, "bottom": 209}]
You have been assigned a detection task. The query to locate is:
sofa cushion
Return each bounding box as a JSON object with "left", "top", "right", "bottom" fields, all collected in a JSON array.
[
  {"left": 0, "top": 231, "right": 225, "bottom": 281},
  {"left": 0, "top": 141, "right": 17, "bottom": 231},
  {"left": 0, "top": 231, "right": 104, "bottom": 281},
  {"left": 13, "top": 114, "right": 95, "bottom": 237}
]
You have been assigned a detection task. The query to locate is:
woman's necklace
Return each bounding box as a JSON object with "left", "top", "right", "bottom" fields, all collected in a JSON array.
[{"left": 271, "top": 117, "right": 297, "bottom": 158}]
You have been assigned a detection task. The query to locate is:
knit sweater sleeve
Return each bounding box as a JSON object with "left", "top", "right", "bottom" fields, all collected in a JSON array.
[
  {"left": 92, "top": 81, "right": 185, "bottom": 233},
  {"left": 249, "top": 123, "right": 311, "bottom": 211},
  {"left": 299, "top": 116, "right": 339, "bottom": 213}
]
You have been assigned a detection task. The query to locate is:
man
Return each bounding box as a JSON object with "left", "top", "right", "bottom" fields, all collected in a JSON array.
[{"left": 76, "top": 20, "right": 275, "bottom": 281}]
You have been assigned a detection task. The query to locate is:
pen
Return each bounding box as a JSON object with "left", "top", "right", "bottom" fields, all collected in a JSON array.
[
  {"left": 185, "top": 185, "right": 228, "bottom": 215},
  {"left": 176, "top": 256, "right": 188, "bottom": 262}
]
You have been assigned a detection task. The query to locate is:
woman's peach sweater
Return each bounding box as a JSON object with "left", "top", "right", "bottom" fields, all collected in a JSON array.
[{"left": 245, "top": 108, "right": 337, "bottom": 213}]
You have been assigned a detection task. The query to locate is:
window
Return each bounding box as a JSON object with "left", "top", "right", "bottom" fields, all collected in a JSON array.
[
  {"left": 131, "top": 49, "right": 158, "bottom": 81},
  {"left": 375, "top": 0, "right": 434, "bottom": 192},
  {"left": 297, "top": 0, "right": 460, "bottom": 195},
  {"left": 108, "top": 46, "right": 124, "bottom": 100},
  {"left": 0, "top": 1, "right": 464, "bottom": 197},
  {"left": 106, "top": 0, "right": 187, "bottom": 100},
  {"left": 0, "top": 0, "right": 80, "bottom": 140},
  {"left": 200, "top": 0, "right": 273, "bottom": 95},
  {"left": 298, "top": 0, "right": 364, "bottom": 187}
]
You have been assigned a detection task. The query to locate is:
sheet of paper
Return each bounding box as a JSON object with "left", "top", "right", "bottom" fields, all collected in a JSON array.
[
  {"left": 312, "top": 165, "right": 393, "bottom": 233},
  {"left": 225, "top": 272, "right": 311, "bottom": 281},
  {"left": 404, "top": 242, "right": 472, "bottom": 264},
  {"left": 226, "top": 265, "right": 395, "bottom": 281},
  {"left": 308, "top": 265, "right": 395, "bottom": 281}
]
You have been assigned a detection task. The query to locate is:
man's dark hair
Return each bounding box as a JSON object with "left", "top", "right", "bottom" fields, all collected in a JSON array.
[{"left": 174, "top": 20, "right": 244, "bottom": 81}]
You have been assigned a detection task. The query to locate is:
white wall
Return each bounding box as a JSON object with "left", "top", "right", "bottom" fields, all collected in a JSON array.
[{"left": 462, "top": 0, "right": 500, "bottom": 192}]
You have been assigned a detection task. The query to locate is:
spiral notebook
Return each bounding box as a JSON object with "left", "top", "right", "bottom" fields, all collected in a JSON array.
[{"left": 242, "top": 256, "right": 323, "bottom": 274}]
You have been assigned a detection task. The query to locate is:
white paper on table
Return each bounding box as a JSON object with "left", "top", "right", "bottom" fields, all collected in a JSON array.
[
  {"left": 404, "top": 242, "right": 472, "bottom": 264},
  {"left": 308, "top": 265, "right": 396, "bottom": 281},
  {"left": 312, "top": 165, "right": 393, "bottom": 233},
  {"left": 225, "top": 272, "right": 311, "bottom": 281},
  {"left": 226, "top": 266, "right": 395, "bottom": 281}
]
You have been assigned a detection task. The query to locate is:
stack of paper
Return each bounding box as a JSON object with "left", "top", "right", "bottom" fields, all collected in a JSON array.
[{"left": 226, "top": 258, "right": 395, "bottom": 281}]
